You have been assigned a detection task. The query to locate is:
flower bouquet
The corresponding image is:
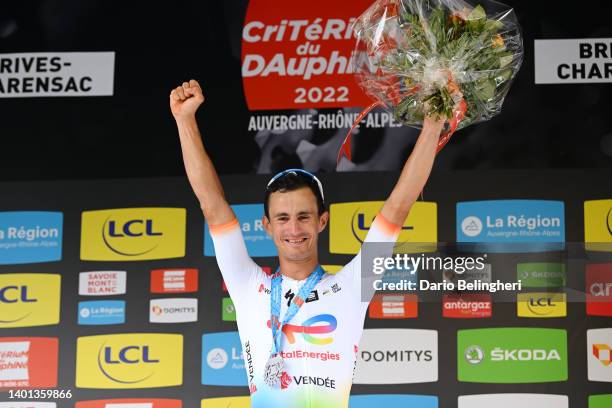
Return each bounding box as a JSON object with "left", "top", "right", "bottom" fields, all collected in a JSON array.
[{"left": 338, "top": 0, "right": 523, "bottom": 162}]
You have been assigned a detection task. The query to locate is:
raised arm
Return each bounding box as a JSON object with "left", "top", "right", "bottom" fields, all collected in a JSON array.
[
  {"left": 170, "top": 80, "right": 234, "bottom": 225},
  {"left": 380, "top": 116, "right": 446, "bottom": 225}
]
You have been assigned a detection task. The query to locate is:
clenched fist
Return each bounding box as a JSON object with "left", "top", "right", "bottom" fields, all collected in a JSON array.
[{"left": 170, "top": 79, "right": 204, "bottom": 120}]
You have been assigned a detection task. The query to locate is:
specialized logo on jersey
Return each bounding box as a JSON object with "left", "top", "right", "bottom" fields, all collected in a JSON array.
[
  {"left": 0, "top": 337, "right": 58, "bottom": 389},
  {"left": 586, "top": 263, "right": 612, "bottom": 316},
  {"left": 0, "top": 274, "right": 61, "bottom": 328},
  {"left": 150, "top": 268, "right": 198, "bottom": 293},
  {"left": 0, "top": 211, "right": 63, "bottom": 265},
  {"left": 75, "top": 333, "right": 183, "bottom": 388},
  {"left": 80, "top": 208, "right": 186, "bottom": 261},
  {"left": 267, "top": 314, "right": 337, "bottom": 345},
  {"left": 517, "top": 293, "right": 567, "bottom": 318},
  {"left": 75, "top": 399, "right": 182, "bottom": 408},
  {"left": 584, "top": 199, "right": 612, "bottom": 251},
  {"left": 329, "top": 201, "right": 437, "bottom": 254}
]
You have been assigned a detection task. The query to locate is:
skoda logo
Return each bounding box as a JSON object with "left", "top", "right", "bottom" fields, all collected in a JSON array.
[{"left": 465, "top": 345, "right": 484, "bottom": 365}]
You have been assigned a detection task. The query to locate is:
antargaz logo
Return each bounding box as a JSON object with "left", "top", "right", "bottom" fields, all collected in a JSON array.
[
  {"left": 330, "top": 201, "right": 437, "bottom": 254},
  {"left": 0, "top": 274, "right": 61, "bottom": 328},
  {"left": 76, "top": 333, "right": 183, "bottom": 388},
  {"left": 457, "top": 328, "right": 568, "bottom": 383},
  {"left": 80, "top": 208, "right": 186, "bottom": 261}
]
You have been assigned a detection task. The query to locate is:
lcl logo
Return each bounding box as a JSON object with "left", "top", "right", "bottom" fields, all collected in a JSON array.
[{"left": 0, "top": 285, "right": 37, "bottom": 303}]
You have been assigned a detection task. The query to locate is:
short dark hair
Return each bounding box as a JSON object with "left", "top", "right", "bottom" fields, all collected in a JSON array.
[{"left": 264, "top": 171, "right": 326, "bottom": 218}]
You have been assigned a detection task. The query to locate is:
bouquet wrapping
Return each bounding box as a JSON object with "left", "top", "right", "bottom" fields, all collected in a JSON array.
[{"left": 338, "top": 0, "right": 523, "bottom": 161}]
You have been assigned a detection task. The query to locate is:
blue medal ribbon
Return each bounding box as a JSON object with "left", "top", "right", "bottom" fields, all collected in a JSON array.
[{"left": 269, "top": 265, "right": 325, "bottom": 356}]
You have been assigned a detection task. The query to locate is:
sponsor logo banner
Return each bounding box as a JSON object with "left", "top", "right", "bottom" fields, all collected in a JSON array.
[
  {"left": 458, "top": 394, "right": 568, "bottom": 408},
  {"left": 200, "top": 397, "right": 250, "bottom": 408},
  {"left": 0, "top": 403, "right": 56, "bottom": 408},
  {"left": 457, "top": 200, "right": 565, "bottom": 252},
  {"left": 586, "top": 264, "right": 612, "bottom": 316},
  {"left": 587, "top": 328, "right": 612, "bottom": 382},
  {"left": 517, "top": 293, "right": 567, "bottom": 318},
  {"left": 457, "top": 328, "right": 568, "bottom": 383},
  {"left": 330, "top": 201, "right": 437, "bottom": 254},
  {"left": 150, "top": 269, "right": 198, "bottom": 293},
  {"left": 322, "top": 265, "right": 342, "bottom": 274},
  {"left": 443, "top": 263, "right": 492, "bottom": 285},
  {"left": 201, "top": 332, "right": 246, "bottom": 386},
  {"left": 204, "top": 204, "right": 276, "bottom": 257},
  {"left": 222, "top": 297, "right": 236, "bottom": 322},
  {"left": 0, "top": 52, "right": 114, "bottom": 97},
  {"left": 149, "top": 298, "right": 197, "bottom": 323},
  {"left": 0, "top": 274, "right": 60, "bottom": 328},
  {"left": 0, "top": 211, "right": 63, "bottom": 265},
  {"left": 535, "top": 39, "right": 612, "bottom": 84},
  {"left": 78, "top": 301, "right": 125, "bottom": 325},
  {"left": 354, "top": 329, "right": 437, "bottom": 384},
  {"left": 241, "top": 0, "right": 373, "bottom": 110},
  {"left": 75, "top": 399, "right": 182, "bottom": 408},
  {"left": 0, "top": 337, "right": 58, "bottom": 389},
  {"left": 80, "top": 208, "right": 186, "bottom": 261},
  {"left": 517, "top": 263, "right": 566, "bottom": 287},
  {"left": 79, "top": 271, "right": 126, "bottom": 296},
  {"left": 369, "top": 294, "right": 418, "bottom": 319},
  {"left": 443, "top": 294, "right": 492, "bottom": 318},
  {"left": 349, "top": 394, "right": 438, "bottom": 407},
  {"left": 584, "top": 199, "right": 612, "bottom": 252},
  {"left": 75, "top": 333, "right": 183, "bottom": 389},
  {"left": 589, "top": 394, "right": 612, "bottom": 408}
]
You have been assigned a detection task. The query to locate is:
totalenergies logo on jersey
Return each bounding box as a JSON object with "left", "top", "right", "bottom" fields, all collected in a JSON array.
[
  {"left": 329, "top": 201, "right": 437, "bottom": 254},
  {"left": 76, "top": 333, "right": 183, "bottom": 388},
  {"left": 80, "top": 208, "right": 186, "bottom": 261},
  {"left": 268, "top": 314, "right": 337, "bottom": 345},
  {"left": 241, "top": 0, "right": 374, "bottom": 110},
  {"left": 0, "top": 274, "right": 61, "bottom": 328}
]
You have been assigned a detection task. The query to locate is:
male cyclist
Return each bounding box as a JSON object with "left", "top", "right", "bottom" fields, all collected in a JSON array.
[{"left": 170, "top": 80, "right": 444, "bottom": 407}]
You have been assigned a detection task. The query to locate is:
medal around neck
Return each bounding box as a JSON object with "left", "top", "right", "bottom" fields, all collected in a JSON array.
[{"left": 263, "top": 354, "right": 284, "bottom": 387}]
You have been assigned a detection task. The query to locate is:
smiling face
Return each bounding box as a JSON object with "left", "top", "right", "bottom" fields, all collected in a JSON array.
[{"left": 263, "top": 187, "right": 329, "bottom": 263}]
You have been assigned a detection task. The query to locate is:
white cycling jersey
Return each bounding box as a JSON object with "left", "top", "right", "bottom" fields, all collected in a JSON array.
[{"left": 210, "top": 213, "right": 400, "bottom": 407}]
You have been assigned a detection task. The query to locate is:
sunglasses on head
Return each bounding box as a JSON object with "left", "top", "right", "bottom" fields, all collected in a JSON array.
[{"left": 266, "top": 168, "right": 325, "bottom": 202}]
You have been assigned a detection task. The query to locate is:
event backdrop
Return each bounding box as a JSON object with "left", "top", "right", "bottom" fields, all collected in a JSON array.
[
  {"left": 0, "top": 169, "right": 611, "bottom": 407},
  {"left": 1, "top": 0, "right": 612, "bottom": 180}
]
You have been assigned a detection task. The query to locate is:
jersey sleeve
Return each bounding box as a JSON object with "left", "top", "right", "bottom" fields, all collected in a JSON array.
[
  {"left": 209, "top": 218, "right": 267, "bottom": 303},
  {"left": 336, "top": 212, "right": 401, "bottom": 305}
]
